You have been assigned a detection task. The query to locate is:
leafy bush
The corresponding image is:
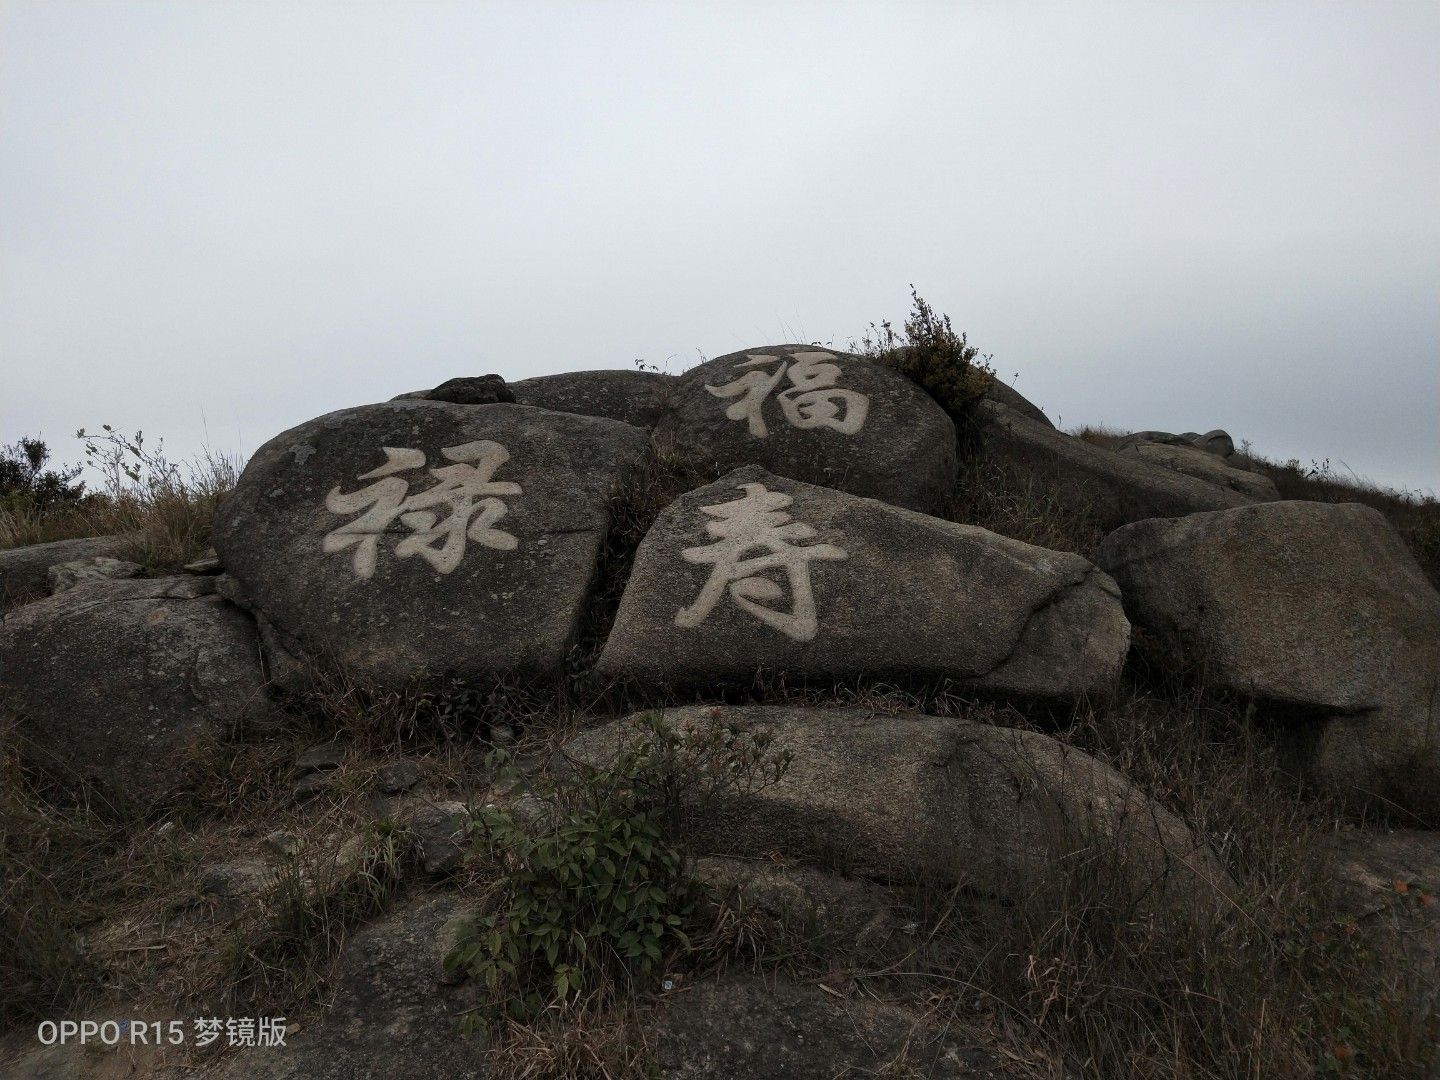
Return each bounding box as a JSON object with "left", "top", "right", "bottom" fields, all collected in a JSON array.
[
  {"left": 0, "top": 437, "right": 84, "bottom": 512},
  {"left": 857, "top": 286, "right": 996, "bottom": 427},
  {"left": 444, "top": 713, "right": 790, "bottom": 1032}
]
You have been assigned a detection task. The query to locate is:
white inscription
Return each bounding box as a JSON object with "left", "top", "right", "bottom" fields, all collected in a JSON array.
[
  {"left": 704, "top": 350, "right": 870, "bottom": 438},
  {"left": 675, "top": 482, "right": 847, "bottom": 642},
  {"left": 322, "top": 441, "right": 521, "bottom": 579}
]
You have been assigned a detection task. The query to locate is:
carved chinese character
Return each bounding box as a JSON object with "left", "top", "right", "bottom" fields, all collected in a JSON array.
[
  {"left": 322, "top": 441, "right": 522, "bottom": 579},
  {"left": 704, "top": 350, "right": 869, "bottom": 438},
  {"left": 675, "top": 482, "right": 847, "bottom": 641}
]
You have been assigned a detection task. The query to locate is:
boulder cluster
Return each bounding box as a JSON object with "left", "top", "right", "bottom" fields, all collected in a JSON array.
[
  {"left": 1, "top": 344, "right": 1437, "bottom": 1074},
  {"left": 4, "top": 346, "right": 1435, "bottom": 818}
]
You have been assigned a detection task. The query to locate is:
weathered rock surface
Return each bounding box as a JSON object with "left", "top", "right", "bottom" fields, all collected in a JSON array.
[
  {"left": 654, "top": 345, "right": 957, "bottom": 514},
  {"left": 212, "top": 401, "right": 648, "bottom": 685},
  {"left": 398, "top": 800, "right": 473, "bottom": 876},
  {"left": 0, "top": 576, "right": 272, "bottom": 810},
  {"left": 1098, "top": 501, "right": 1440, "bottom": 813},
  {"left": 984, "top": 376, "right": 1054, "bottom": 427},
  {"left": 47, "top": 555, "right": 145, "bottom": 594},
  {"left": 1117, "top": 441, "right": 1280, "bottom": 500},
  {"left": 656, "top": 975, "right": 1022, "bottom": 1079},
  {"left": 0, "top": 535, "right": 134, "bottom": 608},
  {"left": 692, "top": 856, "right": 904, "bottom": 962},
  {"left": 393, "top": 373, "right": 516, "bottom": 405},
  {"left": 1326, "top": 829, "right": 1440, "bottom": 1010},
  {"left": 563, "top": 706, "right": 1222, "bottom": 901},
  {"left": 213, "top": 895, "right": 488, "bottom": 1080},
  {"left": 1124, "top": 428, "right": 1239, "bottom": 460},
  {"left": 978, "top": 401, "right": 1255, "bottom": 529},
  {"left": 510, "top": 368, "right": 677, "bottom": 429},
  {"left": 599, "top": 466, "right": 1128, "bottom": 698}
]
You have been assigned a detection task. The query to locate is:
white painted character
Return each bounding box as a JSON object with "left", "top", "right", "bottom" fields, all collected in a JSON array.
[
  {"left": 703, "top": 354, "right": 789, "bottom": 437},
  {"left": 703, "top": 350, "right": 869, "bottom": 439},
  {"left": 322, "top": 440, "right": 522, "bottom": 578},
  {"left": 776, "top": 351, "right": 869, "bottom": 434},
  {"left": 674, "top": 482, "right": 847, "bottom": 642}
]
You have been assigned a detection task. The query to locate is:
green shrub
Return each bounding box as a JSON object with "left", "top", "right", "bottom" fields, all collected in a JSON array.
[
  {"left": 444, "top": 713, "right": 790, "bottom": 1032},
  {"left": 858, "top": 286, "right": 996, "bottom": 427},
  {"left": 0, "top": 437, "right": 85, "bottom": 512}
]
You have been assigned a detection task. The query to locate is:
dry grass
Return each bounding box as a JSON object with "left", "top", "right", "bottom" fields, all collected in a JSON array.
[
  {"left": 0, "top": 431, "right": 237, "bottom": 572},
  {"left": 947, "top": 451, "right": 1106, "bottom": 557}
]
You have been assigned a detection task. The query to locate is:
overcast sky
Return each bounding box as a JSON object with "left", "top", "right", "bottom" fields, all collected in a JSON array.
[{"left": 3, "top": 1, "right": 1437, "bottom": 493}]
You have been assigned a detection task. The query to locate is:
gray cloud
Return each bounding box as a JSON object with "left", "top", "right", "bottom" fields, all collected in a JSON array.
[{"left": 3, "top": 1, "right": 1436, "bottom": 492}]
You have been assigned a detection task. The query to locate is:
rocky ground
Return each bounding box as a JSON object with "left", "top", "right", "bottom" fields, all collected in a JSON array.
[{"left": 2, "top": 342, "right": 1438, "bottom": 1078}]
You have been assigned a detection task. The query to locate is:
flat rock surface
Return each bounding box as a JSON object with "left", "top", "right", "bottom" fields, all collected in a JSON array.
[
  {"left": 0, "top": 576, "right": 272, "bottom": 810},
  {"left": 1099, "top": 500, "right": 1440, "bottom": 814},
  {"left": 654, "top": 345, "right": 957, "bottom": 513},
  {"left": 599, "top": 466, "right": 1128, "bottom": 698},
  {"left": 510, "top": 368, "right": 677, "bottom": 428},
  {"left": 213, "top": 401, "right": 648, "bottom": 684}
]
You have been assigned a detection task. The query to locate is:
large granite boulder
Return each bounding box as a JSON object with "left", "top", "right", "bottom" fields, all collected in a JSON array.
[
  {"left": 562, "top": 706, "right": 1223, "bottom": 902},
  {"left": 0, "top": 535, "right": 135, "bottom": 609},
  {"left": 510, "top": 369, "right": 677, "bottom": 429},
  {"left": 0, "top": 576, "right": 272, "bottom": 810},
  {"left": 598, "top": 466, "right": 1128, "bottom": 698},
  {"left": 213, "top": 401, "right": 648, "bottom": 685},
  {"left": 978, "top": 401, "right": 1256, "bottom": 529},
  {"left": 213, "top": 896, "right": 488, "bottom": 1080},
  {"left": 1117, "top": 441, "right": 1280, "bottom": 500},
  {"left": 1098, "top": 501, "right": 1440, "bottom": 814},
  {"left": 654, "top": 345, "right": 957, "bottom": 514},
  {"left": 656, "top": 975, "right": 1020, "bottom": 1079}
]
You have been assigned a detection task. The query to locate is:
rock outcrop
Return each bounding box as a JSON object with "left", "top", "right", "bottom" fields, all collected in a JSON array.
[
  {"left": 212, "top": 400, "right": 648, "bottom": 685},
  {"left": 510, "top": 369, "right": 677, "bottom": 429},
  {"left": 653, "top": 345, "right": 957, "bottom": 514},
  {"left": 1122, "top": 428, "right": 1240, "bottom": 461},
  {"left": 1098, "top": 501, "right": 1440, "bottom": 814},
  {"left": 393, "top": 373, "right": 516, "bottom": 404},
  {"left": 0, "top": 576, "right": 273, "bottom": 810},
  {"left": 599, "top": 466, "right": 1129, "bottom": 697},
  {"left": 983, "top": 376, "right": 1054, "bottom": 427},
  {"left": 0, "top": 534, "right": 135, "bottom": 609},
  {"left": 562, "top": 706, "right": 1224, "bottom": 902},
  {"left": 46, "top": 555, "right": 144, "bottom": 594},
  {"left": 1116, "top": 440, "right": 1279, "bottom": 500},
  {"left": 978, "top": 401, "right": 1256, "bottom": 529}
]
